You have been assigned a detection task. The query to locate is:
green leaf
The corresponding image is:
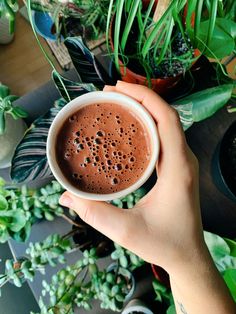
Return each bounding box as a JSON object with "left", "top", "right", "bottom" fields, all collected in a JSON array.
[
  {"left": 0, "top": 84, "right": 10, "bottom": 98},
  {"left": 52, "top": 71, "right": 97, "bottom": 102},
  {"left": 0, "top": 110, "right": 6, "bottom": 135},
  {"left": 5, "top": 259, "right": 14, "bottom": 273},
  {"left": 10, "top": 106, "right": 60, "bottom": 183},
  {"left": 11, "top": 220, "right": 31, "bottom": 242},
  {"left": 223, "top": 269, "right": 236, "bottom": 302},
  {"left": 204, "top": 231, "right": 230, "bottom": 261},
  {"left": 120, "top": 256, "right": 128, "bottom": 268},
  {"left": 12, "top": 274, "right": 22, "bottom": 287},
  {"left": 44, "top": 212, "right": 54, "bottom": 221},
  {"left": 224, "top": 238, "right": 236, "bottom": 257},
  {"left": 197, "top": 18, "right": 235, "bottom": 58},
  {"left": 173, "top": 84, "right": 233, "bottom": 127},
  {"left": 167, "top": 304, "right": 176, "bottom": 314},
  {"left": 0, "top": 195, "right": 8, "bottom": 211},
  {"left": 10, "top": 106, "right": 28, "bottom": 119},
  {"left": 9, "top": 210, "right": 27, "bottom": 232},
  {"left": 0, "top": 177, "right": 5, "bottom": 187}
]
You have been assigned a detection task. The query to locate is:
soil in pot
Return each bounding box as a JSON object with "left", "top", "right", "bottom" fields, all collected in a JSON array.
[
  {"left": 112, "top": 12, "right": 194, "bottom": 80},
  {"left": 219, "top": 121, "right": 236, "bottom": 196},
  {"left": 72, "top": 215, "right": 114, "bottom": 258}
]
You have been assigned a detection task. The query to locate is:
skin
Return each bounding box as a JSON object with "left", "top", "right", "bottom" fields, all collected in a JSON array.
[{"left": 59, "top": 81, "right": 236, "bottom": 314}]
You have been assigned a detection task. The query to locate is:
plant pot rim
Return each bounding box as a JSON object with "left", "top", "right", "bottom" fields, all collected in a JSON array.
[{"left": 122, "top": 298, "right": 154, "bottom": 314}]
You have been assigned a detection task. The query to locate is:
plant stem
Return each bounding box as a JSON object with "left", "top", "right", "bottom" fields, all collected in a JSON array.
[
  {"left": 61, "top": 227, "right": 86, "bottom": 240},
  {"left": 60, "top": 214, "right": 86, "bottom": 228}
]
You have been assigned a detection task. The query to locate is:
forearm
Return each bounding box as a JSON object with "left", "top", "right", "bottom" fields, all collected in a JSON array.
[{"left": 169, "top": 243, "right": 235, "bottom": 314}]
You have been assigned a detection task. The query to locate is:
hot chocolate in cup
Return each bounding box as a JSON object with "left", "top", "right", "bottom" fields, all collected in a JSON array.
[{"left": 47, "top": 91, "right": 159, "bottom": 201}]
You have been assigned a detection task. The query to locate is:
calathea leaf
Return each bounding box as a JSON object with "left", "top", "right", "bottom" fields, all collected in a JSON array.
[
  {"left": 52, "top": 70, "right": 97, "bottom": 102},
  {"left": 0, "top": 83, "right": 10, "bottom": 98},
  {"left": 10, "top": 107, "right": 60, "bottom": 183},
  {"left": 64, "top": 36, "right": 114, "bottom": 88}
]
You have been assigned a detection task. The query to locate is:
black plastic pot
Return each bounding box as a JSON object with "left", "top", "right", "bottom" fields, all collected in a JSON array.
[
  {"left": 72, "top": 215, "right": 114, "bottom": 258},
  {"left": 212, "top": 121, "right": 236, "bottom": 202}
]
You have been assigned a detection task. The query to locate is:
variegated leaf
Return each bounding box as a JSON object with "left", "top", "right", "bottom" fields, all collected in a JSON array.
[
  {"left": 52, "top": 70, "right": 97, "bottom": 102},
  {"left": 10, "top": 106, "right": 60, "bottom": 183},
  {"left": 64, "top": 36, "right": 113, "bottom": 88}
]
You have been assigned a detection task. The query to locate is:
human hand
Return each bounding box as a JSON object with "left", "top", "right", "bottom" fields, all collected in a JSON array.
[{"left": 59, "top": 81, "right": 205, "bottom": 273}]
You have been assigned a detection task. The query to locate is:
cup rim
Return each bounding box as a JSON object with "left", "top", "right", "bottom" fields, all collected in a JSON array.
[{"left": 47, "top": 91, "right": 159, "bottom": 201}]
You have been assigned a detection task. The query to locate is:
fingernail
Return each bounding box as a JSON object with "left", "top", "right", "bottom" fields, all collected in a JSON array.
[{"left": 59, "top": 194, "right": 73, "bottom": 208}]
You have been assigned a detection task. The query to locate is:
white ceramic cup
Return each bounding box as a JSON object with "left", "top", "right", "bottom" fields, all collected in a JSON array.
[{"left": 47, "top": 91, "right": 159, "bottom": 201}]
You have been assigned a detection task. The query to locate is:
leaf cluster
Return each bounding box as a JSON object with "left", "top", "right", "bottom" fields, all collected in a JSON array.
[
  {"left": 107, "top": 0, "right": 236, "bottom": 79},
  {"left": 0, "top": 233, "right": 73, "bottom": 297},
  {"left": 32, "top": 243, "right": 142, "bottom": 313},
  {"left": 30, "top": 0, "right": 110, "bottom": 40},
  {"left": 111, "top": 242, "right": 144, "bottom": 271},
  {"left": 0, "top": 83, "right": 28, "bottom": 135},
  {"left": 0, "top": 179, "right": 65, "bottom": 243},
  {"left": 111, "top": 187, "right": 147, "bottom": 208}
]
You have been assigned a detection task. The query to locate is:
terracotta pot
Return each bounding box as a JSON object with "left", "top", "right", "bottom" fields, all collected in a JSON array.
[
  {"left": 119, "top": 65, "right": 181, "bottom": 95},
  {"left": 151, "top": 264, "right": 170, "bottom": 288},
  {"left": 109, "top": 1, "right": 198, "bottom": 96}
]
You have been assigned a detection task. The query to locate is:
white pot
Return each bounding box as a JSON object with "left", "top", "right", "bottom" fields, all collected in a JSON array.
[
  {"left": 0, "top": 115, "right": 27, "bottom": 169},
  {"left": 0, "top": 15, "right": 15, "bottom": 44},
  {"left": 122, "top": 299, "right": 154, "bottom": 314}
]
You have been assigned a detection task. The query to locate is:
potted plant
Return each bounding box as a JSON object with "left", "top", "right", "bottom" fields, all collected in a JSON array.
[
  {"left": 0, "top": 178, "right": 72, "bottom": 243},
  {"left": 106, "top": 0, "right": 236, "bottom": 95},
  {"left": 122, "top": 299, "right": 154, "bottom": 314},
  {"left": 29, "top": 0, "right": 110, "bottom": 42},
  {"left": 0, "top": 83, "right": 28, "bottom": 168},
  {"left": 28, "top": 244, "right": 143, "bottom": 313},
  {"left": 0, "top": 0, "right": 18, "bottom": 44},
  {"left": 212, "top": 121, "right": 236, "bottom": 202}
]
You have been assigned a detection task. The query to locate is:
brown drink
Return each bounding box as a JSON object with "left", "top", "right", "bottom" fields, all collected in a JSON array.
[{"left": 56, "top": 103, "right": 151, "bottom": 194}]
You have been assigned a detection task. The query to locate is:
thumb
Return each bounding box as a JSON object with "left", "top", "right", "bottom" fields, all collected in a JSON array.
[{"left": 59, "top": 191, "right": 133, "bottom": 246}]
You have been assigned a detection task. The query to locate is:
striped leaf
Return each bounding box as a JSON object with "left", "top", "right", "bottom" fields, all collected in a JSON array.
[
  {"left": 52, "top": 70, "right": 97, "bottom": 102},
  {"left": 10, "top": 106, "right": 60, "bottom": 183},
  {"left": 64, "top": 36, "right": 113, "bottom": 88}
]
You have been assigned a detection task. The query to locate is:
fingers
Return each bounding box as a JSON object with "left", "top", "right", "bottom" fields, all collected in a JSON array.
[
  {"left": 104, "top": 82, "right": 187, "bottom": 169},
  {"left": 59, "top": 191, "right": 133, "bottom": 246}
]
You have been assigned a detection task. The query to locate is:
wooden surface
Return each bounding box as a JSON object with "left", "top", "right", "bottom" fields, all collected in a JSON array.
[{"left": 0, "top": 1, "right": 60, "bottom": 96}]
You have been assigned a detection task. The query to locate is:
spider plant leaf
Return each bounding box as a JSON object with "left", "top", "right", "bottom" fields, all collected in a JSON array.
[
  {"left": 114, "top": 0, "right": 125, "bottom": 71},
  {"left": 121, "top": 0, "right": 141, "bottom": 51},
  {"left": 185, "top": 0, "right": 197, "bottom": 41},
  {"left": 106, "top": 0, "right": 114, "bottom": 54},
  {"left": 142, "top": 0, "right": 177, "bottom": 58},
  {"left": 52, "top": 70, "right": 97, "bottom": 102},
  {"left": 64, "top": 37, "right": 113, "bottom": 88},
  {"left": 206, "top": 0, "right": 218, "bottom": 47},
  {"left": 10, "top": 106, "right": 62, "bottom": 183},
  {"left": 194, "top": 0, "right": 204, "bottom": 46}
]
